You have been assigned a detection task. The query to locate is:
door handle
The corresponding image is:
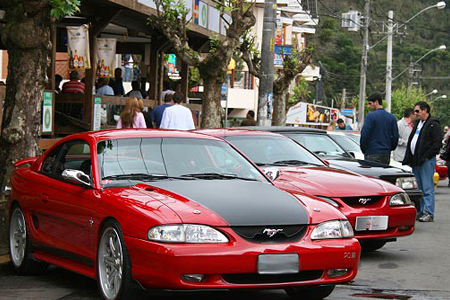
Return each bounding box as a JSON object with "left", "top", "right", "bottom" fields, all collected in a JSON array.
[{"left": 41, "top": 194, "right": 49, "bottom": 203}]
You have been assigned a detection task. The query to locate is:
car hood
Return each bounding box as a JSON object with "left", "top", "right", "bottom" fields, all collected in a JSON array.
[
  {"left": 263, "top": 165, "right": 399, "bottom": 197},
  {"left": 144, "top": 180, "right": 310, "bottom": 226},
  {"left": 326, "top": 157, "right": 412, "bottom": 178}
]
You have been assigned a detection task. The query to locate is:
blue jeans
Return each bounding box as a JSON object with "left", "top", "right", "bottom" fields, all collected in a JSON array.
[{"left": 412, "top": 157, "right": 436, "bottom": 217}]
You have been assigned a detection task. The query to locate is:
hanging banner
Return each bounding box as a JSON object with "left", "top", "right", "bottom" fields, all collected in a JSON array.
[
  {"left": 42, "top": 91, "right": 53, "bottom": 134},
  {"left": 67, "top": 25, "right": 91, "bottom": 70},
  {"left": 286, "top": 102, "right": 340, "bottom": 126},
  {"left": 94, "top": 38, "right": 117, "bottom": 78}
]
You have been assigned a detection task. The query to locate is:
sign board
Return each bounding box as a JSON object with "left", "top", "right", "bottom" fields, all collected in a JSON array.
[
  {"left": 286, "top": 102, "right": 340, "bottom": 126},
  {"left": 93, "top": 97, "right": 102, "bottom": 131},
  {"left": 42, "top": 91, "right": 53, "bottom": 134},
  {"left": 67, "top": 25, "right": 91, "bottom": 70},
  {"left": 95, "top": 38, "right": 117, "bottom": 78},
  {"left": 198, "top": 1, "right": 208, "bottom": 28},
  {"left": 341, "top": 109, "right": 355, "bottom": 116}
]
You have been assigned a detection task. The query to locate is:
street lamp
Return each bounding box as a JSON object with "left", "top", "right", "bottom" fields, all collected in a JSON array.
[
  {"left": 391, "top": 45, "right": 446, "bottom": 82},
  {"left": 425, "top": 89, "right": 438, "bottom": 97},
  {"left": 431, "top": 94, "right": 447, "bottom": 104},
  {"left": 379, "top": 2, "right": 445, "bottom": 114},
  {"left": 359, "top": 2, "right": 445, "bottom": 127}
]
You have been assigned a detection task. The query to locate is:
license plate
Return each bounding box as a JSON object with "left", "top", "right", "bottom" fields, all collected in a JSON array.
[
  {"left": 257, "top": 253, "right": 299, "bottom": 274},
  {"left": 355, "top": 216, "right": 389, "bottom": 231}
]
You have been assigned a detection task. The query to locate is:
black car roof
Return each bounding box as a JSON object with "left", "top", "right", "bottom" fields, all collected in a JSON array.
[{"left": 235, "top": 126, "right": 327, "bottom": 134}]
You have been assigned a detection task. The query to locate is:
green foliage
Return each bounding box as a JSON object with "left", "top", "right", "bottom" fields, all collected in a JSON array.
[
  {"left": 288, "top": 78, "right": 311, "bottom": 106},
  {"left": 391, "top": 85, "right": 426, "bottom": 120},
  {"left": 50, "top": 0, "right": 80, "bottom": 19},
  {"left": 156, "top": 0, "right": 190, "bottom": 23}
]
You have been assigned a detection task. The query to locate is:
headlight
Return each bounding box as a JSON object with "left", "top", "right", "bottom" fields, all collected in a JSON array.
[
  {"left": 395, "top": 177, "right": 417, "bottom": 189},
  {"left": 148, "top": 224, "right": 229, "bottom": 243},
  {"left": 389, "top": 193, "right": 412, "bottom": 206},
  {"left": 316, "top": 196, "right": 340, "bottom": 208},
  {"left": 311, "top": 220, "right": 354, "bottom": 240},
  {"left": 437, "top": 160, "right": 446, "bottom": 166}
]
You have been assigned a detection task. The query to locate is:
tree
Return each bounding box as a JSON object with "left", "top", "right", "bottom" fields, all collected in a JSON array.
[
  {"left": 241, "top": 34, "right": 311, "bottom": 125},
  {"left": 152, "top": 0, "right": 256, "bottom": 128},
  {"left": 391, "top": 85, "right": 425, "bottom": 120},
  {"left": 0, "top": 0, "right": 80, "bottom": 192}
]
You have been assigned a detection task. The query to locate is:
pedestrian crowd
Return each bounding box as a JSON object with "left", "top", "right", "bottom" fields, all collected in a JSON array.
[{"left": 359, "top": 93, "right": 443, "bottom": 223}]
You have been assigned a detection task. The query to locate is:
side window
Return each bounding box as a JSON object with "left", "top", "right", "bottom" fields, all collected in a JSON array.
[
  {"left": 41, "top": 145, "right": 62, "bottom": 176},
  {"left": 54, "top": 140, "right": 92, "bottom": 179}
]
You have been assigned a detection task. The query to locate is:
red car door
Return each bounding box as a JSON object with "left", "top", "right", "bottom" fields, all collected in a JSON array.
[{"left": 32, "top": 139, "right": 97, "bottom": 265}]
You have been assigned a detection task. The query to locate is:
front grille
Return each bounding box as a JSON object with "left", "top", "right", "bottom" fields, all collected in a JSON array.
[
  {"left": 232, "top": 225, "right": 307, "bottom": 243},
  {"left": 222, "top": 270, "right": 323, "bottom": 284},
  {"left": 339, "top": 196, "right": 382, "bottom": 206}
]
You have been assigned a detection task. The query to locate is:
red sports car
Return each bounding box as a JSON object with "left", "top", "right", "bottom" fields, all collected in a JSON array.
[
  {"left": 6, "top": 130, "right": 360, "bottom": 300},
  {"left": 195, "top": 129, "right": 417, "bottom": 252}
]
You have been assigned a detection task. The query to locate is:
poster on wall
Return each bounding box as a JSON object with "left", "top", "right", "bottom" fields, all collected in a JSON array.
[
  {"left": 42, "top": 91, "right": 53, "bottom": 134},
  {"left": 67, "top": 25, "right": 91, "bottom": 70},
  {"left": 94, "top": 38, "right": 117, "bottom": 78},
  {"left": 286, "top": 102, "right": 340, "bottom": 126}
]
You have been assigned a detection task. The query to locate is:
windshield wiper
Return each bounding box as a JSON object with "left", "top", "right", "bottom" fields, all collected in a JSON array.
[
  {"left": 272, "top": 160, "right": 310, "bottom": 166},
  {"left": 103, "top": 173, "right": 194, "bottom": 181},
  {"left": 180, "top": 172, "right": 257, "bottom": 181}
]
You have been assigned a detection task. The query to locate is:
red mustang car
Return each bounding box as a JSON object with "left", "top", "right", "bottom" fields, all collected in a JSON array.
[
  {"left": 195, "top": 129, "right": 417, "bottom": 252},
  {"left": 6, "top": 130, "right": 360, "bottom": 300}
]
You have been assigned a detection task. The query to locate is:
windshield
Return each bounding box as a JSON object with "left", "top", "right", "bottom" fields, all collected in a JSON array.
[
  {"left": 225, "top": 135, "right": 325, "bottom": 166},
  {"left": 283, "top": 133, "right": 351, "bottom": 158},
  {"left": 97, "top": 137, "right": 267, "bottom": 186},
  {"left": 347, "top": 134, "right": 360, "bottom": 144},
  {"left": 331, "top": 134, "right": 361, "bottom": 152}
]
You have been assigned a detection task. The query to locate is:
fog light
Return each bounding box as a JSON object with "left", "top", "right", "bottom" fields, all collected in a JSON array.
[
  {"left": 327, "top": 268, "right": 349, "bottom": 277},
  {"left": 181, "top": 274, "right": 205, "bottom": 282},
  {"left": 399, "top": 226, "right": 410, "bottom": 231}
]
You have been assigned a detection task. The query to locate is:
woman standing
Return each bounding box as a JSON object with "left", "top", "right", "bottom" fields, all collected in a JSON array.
[{"left": 116, "top": 97, "right": 146, "bottom": 129}]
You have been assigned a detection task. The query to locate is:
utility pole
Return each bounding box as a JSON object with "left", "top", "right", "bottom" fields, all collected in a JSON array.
[
  {"left": 358, "top": 0, "right": 370, "bottom": 129},
  {"left": 385, "top": 10, "right": 393, "bottom": 112},
  {"left": 257, "top": 0, "right": 276, "bottom": 126}
]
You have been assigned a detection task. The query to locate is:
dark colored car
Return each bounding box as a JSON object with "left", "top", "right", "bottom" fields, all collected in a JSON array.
[
  {"left": 241, "top": 126, "right": 422, "bottom": 208},
  {"left": 6, "top": 129, "right": 360, "bottom": 300}
]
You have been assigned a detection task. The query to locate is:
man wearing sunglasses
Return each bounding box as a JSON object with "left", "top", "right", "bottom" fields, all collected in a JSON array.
[{"left": 403, "top": 101, "right": 442, "bottom": 222}]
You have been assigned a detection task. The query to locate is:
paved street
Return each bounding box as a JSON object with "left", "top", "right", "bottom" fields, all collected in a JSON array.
[{"left": 0, "top": 182, "right": 449, "bottom": 300}]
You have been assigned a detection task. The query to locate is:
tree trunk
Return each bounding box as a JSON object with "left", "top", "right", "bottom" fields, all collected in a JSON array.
[
  {"left": 201, "top": 75, "right": 224, "bottom": 128},
  {"left": 0, "top": 1, "right": 51, "bottom": 191},
  {"left": 272, "top": 93, "right": 287, "bottom": 126}
]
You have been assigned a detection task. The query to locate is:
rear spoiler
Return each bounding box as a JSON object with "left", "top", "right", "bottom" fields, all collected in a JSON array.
[{"left": 14, "top": 157, "right": 39, "bottom": 168}]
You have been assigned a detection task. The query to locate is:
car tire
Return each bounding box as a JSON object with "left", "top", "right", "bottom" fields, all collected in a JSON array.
[
  {"left": 285, "top": 285, "right": 335, "bottom": 300},
  {"left": 97, "top": 219, "right": 142, "bottom": 300},
  {"left": 8, "top": 205, "right": 48, "bottom": 275},
  {"left": 360, "top": 240, "right": 387, "bottom": 252}
]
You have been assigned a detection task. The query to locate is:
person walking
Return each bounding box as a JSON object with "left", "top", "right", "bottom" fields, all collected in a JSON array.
[
  {"left": 403, "top": 101, "right": 441, "bottom": 222},
  {"left": 159, "top": 92, "right": 195, "bottom": 130},
  {"left": 360, "top": 93, "right": 399, "bottom": 165},
  {"left": 393, "top": 108, "right": 415, "bottom": 162},
  {"left": 151, "top": 93, "right": 174, "bottom": 128},
  {"left": 116, "top": 97, "right": 146, "bottom": 129}
]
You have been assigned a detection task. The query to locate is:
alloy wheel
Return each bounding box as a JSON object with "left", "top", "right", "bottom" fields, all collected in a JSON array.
[
  {"left": 9, "top": 208, "right": 27, "bottom": 267},
  {"left": 98, "top": 227, "right": 124, "bottom": 300}
]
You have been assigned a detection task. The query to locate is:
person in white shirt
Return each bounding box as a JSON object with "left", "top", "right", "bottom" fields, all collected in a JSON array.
[
  {"left": 393, "top": 108, "right": 415, "bottom": 162},
  {"left": 159, "top": 92, "right": 195, "bottom": 130}
]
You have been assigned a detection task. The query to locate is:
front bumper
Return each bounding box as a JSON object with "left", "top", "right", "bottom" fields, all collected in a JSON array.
[
  {"left": 339, "top": 201, "right": 416, "bottom": 240},
  {"left": 124, "top": 227, "right": 360, "bottom": 290}
]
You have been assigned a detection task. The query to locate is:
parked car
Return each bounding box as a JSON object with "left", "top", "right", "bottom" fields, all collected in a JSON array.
[
  {"left": 6, "top": 129, "right": 361, "bottom": 300},
  {"left": 245, "top": 126, "right": 423, "bottom": 209},
  {"left": 195, "top": 129, "right": 417, "bottom": 251},
  {"left": 329, "top": 131, "right": 446, "bottom": 188}
]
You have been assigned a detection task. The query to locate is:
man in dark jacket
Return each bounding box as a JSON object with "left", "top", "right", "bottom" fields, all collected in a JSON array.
[
  {"left": 403, "top": 101, "right": 441, "bottom": 222},
  {"left": 360, "top": 93, "right": 399, "bottom": 164}
]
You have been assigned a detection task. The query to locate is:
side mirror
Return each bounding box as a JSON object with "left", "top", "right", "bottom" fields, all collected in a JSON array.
[
  {"left": 349, "top": 151, "right": 356, "bottom": 158},
  {"left": 264, "top": 167, "right": 280, "bottom": 181},
  {"left": 62, "top": 169, "right": 93, "bottom": 188}
]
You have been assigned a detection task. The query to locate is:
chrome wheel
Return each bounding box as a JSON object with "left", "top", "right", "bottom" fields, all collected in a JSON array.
[
  {"left": 9, "top": 208, "right": 27, "bottom": 267},
  {"left": 98, "top": 227, "right": 124, "bottom": 300}
]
